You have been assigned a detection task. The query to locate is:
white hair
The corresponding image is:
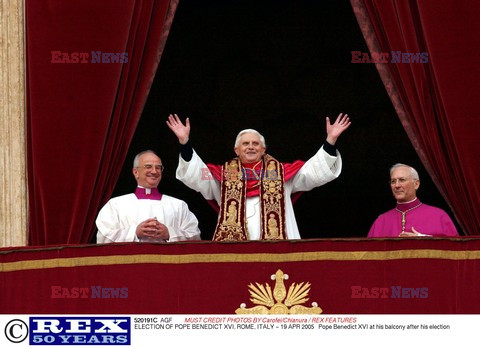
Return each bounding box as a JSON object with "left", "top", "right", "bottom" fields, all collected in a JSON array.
[
  {"left": 133, "top": 150, "right": 160, "bottom": 168},
  {"left": 234, "top": 129, "right": 266, "bottom": 148},
  {"left": 390, "top": 163, "right": 419, "bottom": 180}
]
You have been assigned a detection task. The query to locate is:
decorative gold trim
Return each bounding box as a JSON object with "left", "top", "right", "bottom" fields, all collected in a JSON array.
[
  {"left": 236, "top": 270, "right": 322, "bottom": 314},
  {"left": 261, "top": 156, "right": 286, "bottom": 240},
  {"left": 2, "top": 249, "right": 480, "bottom": 273},
  {"left": 213, "top": 158, "right": 248, "bottom": 241},
  {"left": 213, "top": 154, "right": 288, "bottom": 241}
]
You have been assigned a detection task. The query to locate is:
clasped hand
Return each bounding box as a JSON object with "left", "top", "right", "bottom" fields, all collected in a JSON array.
[{"left": 136, "top": 218, "right": 169, "bottom": 241}]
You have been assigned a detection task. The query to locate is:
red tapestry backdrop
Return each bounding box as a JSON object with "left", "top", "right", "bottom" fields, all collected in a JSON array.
[
  {"left": 26, "top": 0, "right": 179, "bottom": 245},
  {"left": 1, "top": 238, "right": 479, "bottom": 314}
]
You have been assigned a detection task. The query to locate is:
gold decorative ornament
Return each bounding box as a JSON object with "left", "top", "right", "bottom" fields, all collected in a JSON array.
[
  {"left": 213, "top": 154, "right": 287, "bottom": 241},
  {"left": 235, "top": 269, "right": 323, "bottom": 314},
  {"left": 395, "top": 202, "right": 423, "bottom": 233}
]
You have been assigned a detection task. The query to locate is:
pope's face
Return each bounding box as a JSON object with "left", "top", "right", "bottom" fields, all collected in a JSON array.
[
  {"left": 390, "top": 166, "right": 419, "bottom": 203},
  {"left": 133, "top": 152, "right": 163, "bottom": 188},
  {"left": 234, "top": 133, "right": 266, "bottom": 164}
]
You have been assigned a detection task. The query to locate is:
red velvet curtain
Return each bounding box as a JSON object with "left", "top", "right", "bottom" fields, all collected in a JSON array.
[
  {"left": 26, "top": 0, "right": 179, "bottom": 245},
  {"left": 351, "top": 0, "right": 480, "bottom": 235}
]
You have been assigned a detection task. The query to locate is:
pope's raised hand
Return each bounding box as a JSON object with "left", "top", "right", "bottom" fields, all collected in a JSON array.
[
  {"left": 326, "top": 113, "right": 351, "bottom": 145},
  {"left": 166, "top": 114, "right": 190, "bottom": 145}
]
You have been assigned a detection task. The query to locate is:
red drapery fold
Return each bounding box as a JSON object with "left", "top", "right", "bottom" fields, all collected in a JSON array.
[
  {"left": 26, "top": 0, "right": 179, "bottom": 245},
  {"left": 351, "top": 0, "right": 480, "bottom": 235}
]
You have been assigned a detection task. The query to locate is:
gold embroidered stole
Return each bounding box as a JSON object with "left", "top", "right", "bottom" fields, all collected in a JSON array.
[{"left": 212, "top": 154, "right": 286, "bottom": 241}]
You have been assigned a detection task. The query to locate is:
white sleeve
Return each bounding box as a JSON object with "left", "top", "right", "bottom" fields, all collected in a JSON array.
[
  {"left": 166, "top": 200, "right": 202, "bottom": 242},
  {"left": 176, "top": 149, "right": 221, "bottom": 203},
  {"left": 290, "top": 145, "right": 342, "bottom": 193},
  {"left": 96, "top": 200, "right": 139, "bottom": 243}
]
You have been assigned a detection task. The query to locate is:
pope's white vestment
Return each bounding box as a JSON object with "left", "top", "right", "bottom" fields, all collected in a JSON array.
[{"left": 175, "top": 146, "right": 342, "bottom": 240}]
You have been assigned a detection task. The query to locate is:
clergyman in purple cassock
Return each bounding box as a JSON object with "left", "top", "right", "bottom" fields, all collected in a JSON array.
[{"left": 368, "top": 163, "right": 459, "bottom": 238}]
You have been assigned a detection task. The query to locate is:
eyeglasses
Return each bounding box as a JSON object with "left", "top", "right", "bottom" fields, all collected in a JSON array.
[
  {"left": 389, "top": 177, "right": 414, "bottom": 185},
  {"left": 137, "top": 164, "right": 164, "bottom": 172}
]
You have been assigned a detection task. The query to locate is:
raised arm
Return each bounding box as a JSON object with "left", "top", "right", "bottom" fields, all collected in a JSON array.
[{"left": 166, "top": 114, "right": 190, "bottom": 144}]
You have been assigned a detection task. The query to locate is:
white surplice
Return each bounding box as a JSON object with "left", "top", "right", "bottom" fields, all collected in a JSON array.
[
  {"left": 96, "top": 194, "right": 201, "bottom": 243},
  {"left": 176, "top": 146, "right": 342, "bottom": 240}
]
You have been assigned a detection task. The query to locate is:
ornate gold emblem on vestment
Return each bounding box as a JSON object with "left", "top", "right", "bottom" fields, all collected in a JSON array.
[
  {"left": 235, "top": 270, "right": 322, "bottom": 314},
  {"left": 213, "top": 159, "right": 247, "bottom": 241},
  {"left": 261, "top": 157, "right": 285, "bottom": 240},
  {"left": 213, "top": 155, "right": 287, "bottom": 241}
]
